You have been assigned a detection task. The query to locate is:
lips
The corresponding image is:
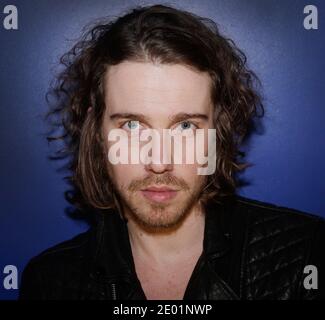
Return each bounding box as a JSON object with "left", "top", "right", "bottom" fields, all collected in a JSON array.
[{"left": 140, "top": 186, "right": 179, "bottom": 202}]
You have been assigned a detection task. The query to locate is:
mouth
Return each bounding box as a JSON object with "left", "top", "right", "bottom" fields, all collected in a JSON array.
[{"left": 140, "top": 186, "right": 179, "bottom": 202}]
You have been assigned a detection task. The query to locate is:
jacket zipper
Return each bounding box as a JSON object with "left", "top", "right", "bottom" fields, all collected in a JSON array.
[{"left": 110, "top": 283, "right": 117, "bottom": 300}]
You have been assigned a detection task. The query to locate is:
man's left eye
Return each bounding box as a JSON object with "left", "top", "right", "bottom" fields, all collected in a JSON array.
[{"left": 176, "top": 121, "right": 197, "bottom": 131}]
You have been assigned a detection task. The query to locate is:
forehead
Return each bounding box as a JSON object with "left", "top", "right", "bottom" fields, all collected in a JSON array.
[{"left": 103, "top": 61, "right": 213, "bottom": 117}]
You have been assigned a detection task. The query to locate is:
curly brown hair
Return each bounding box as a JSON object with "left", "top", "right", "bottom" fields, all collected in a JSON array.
[{"left": 46, "top": 4, "right": 264, "bottom": 218}]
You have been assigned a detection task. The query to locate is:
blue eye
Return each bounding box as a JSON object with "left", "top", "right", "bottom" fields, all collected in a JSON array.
[
  {"left": 177, "top": 121, "right": 196, "bottom": 131},
  {"left": 122, "top": 120, "right": 141, "bottom": 131}
]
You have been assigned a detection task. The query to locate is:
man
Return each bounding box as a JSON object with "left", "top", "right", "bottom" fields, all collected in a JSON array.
[{"left": 19, "top": 4, "right": 324, "bottom": 300}]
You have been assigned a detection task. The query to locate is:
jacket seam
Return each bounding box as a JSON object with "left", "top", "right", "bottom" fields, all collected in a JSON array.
[
  {"left": 248, "top": 236, "right": 306, "bottom": 265},
  {"left": 248, "top": 222, "right": 307, "bottom": 246}
]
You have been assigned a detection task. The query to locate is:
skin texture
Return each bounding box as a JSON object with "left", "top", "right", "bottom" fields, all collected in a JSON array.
[{"left": 101, "top": 61, "right": 215, "bottom": 299}]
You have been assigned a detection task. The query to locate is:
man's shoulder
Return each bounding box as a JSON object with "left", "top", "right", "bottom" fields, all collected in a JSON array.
[
  {"left": 30, "top": 229, "right": 92, "bottom": 264},
  {"left": 232, "top": 195, "right": 325, "bottom": 247},
  {"left": 230, "top": 195, "right": 325, "bottom": 299},
  {"left": 19, "top": 229, "right": 94, "bottom": 299},
  {"left": 234, "top": 195, "right": 324, "bottom": 227},
  {"left": 21, "top": 229, "right": 93, "bottom": 282}
]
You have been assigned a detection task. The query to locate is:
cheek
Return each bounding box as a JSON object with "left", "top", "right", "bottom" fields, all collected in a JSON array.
[
  {"left": 174, "top": 164, "right": 206, "bottom": 185},
  {"left": 109, "top": 164, "right": 143, "bottom": 188}
]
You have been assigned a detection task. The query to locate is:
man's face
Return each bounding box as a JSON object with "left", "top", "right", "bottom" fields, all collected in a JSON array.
[{"left": 102, "top": 61, "right": 214, "bottom": 229}]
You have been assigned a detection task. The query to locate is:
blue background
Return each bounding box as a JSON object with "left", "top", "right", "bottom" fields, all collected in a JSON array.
[{"left": 0, "top": 0, "right": 324, "bottom": 299}]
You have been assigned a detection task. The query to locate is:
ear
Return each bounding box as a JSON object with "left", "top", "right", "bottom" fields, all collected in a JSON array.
[{"left": 87, "top": 106, "right": 93, "bottom": 113}]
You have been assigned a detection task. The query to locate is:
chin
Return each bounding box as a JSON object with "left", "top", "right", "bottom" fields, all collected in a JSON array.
[{"left": 128, "top": 201, "right": 191, "bottom": 230}]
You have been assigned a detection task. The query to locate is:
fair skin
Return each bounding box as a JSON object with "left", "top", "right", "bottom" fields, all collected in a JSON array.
[{"left": 102, "top": 61, "right": 214, "bottom": 299}]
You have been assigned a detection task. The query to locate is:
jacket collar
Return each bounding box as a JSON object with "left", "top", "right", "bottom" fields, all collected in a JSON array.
[
  {"left": 91, "top": 208, "right": 135, "bottom": 280},
  {"left": 203, "top": 196, "right": 233, "bottom": 258}
]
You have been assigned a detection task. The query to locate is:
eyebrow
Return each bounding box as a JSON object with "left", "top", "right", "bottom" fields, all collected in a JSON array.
[
  {"left": 171, "top": 113, "right": 208, "bottom": 123},
  {"left": 109, "top": 113, "right": 150, "bottom": 123},
  {"left": 109, "top": 112, "right": 209, "bottom": 125}
]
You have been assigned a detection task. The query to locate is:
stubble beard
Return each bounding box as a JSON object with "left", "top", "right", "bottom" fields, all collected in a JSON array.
[{"left": 110, "top": 172, "right": 207, "bottom": 232}]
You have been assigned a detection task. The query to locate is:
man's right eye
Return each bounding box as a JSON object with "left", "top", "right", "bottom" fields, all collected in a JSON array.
[{"left": 121, "top": 120, "right": 142, "bottom": 131}]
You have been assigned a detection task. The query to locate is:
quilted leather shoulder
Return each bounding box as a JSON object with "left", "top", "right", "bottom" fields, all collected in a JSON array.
[{"left": 235, "top": 196, "right": 325, "bottom": 300}]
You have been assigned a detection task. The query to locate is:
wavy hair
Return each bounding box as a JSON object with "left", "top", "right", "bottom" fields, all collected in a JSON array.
[{"left": 46, "top": 4, "right": 264, "bottom": 217}]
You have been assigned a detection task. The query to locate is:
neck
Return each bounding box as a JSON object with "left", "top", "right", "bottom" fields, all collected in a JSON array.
[{"left": 125, "top": 203, "right": 205, "bottom": 266}]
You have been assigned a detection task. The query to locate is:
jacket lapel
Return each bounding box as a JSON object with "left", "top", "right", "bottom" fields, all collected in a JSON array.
[{"left": 183, "top": 197, "right": 240, "bottom": 300}]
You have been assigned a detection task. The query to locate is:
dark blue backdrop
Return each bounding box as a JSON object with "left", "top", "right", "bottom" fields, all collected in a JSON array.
[{"left": 0, "top": 0, "right": 324, "bottom": 300}]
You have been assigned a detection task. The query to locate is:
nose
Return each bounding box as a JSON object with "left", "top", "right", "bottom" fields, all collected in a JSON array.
[
  {"left": 145, "top": 160, "right": 173, "bottom": 174},
  {"left": 143, "top": 129, "right": 173, "bottom": 174}
]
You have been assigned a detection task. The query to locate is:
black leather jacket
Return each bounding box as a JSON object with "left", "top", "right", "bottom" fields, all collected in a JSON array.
[{"left": 19, "top": 195, "right": 325, "bottom": 300}]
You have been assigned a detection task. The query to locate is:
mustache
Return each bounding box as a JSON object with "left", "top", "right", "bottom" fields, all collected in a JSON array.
[{"left": 128, "top": 174, "right": 190, "bottom": 192}]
